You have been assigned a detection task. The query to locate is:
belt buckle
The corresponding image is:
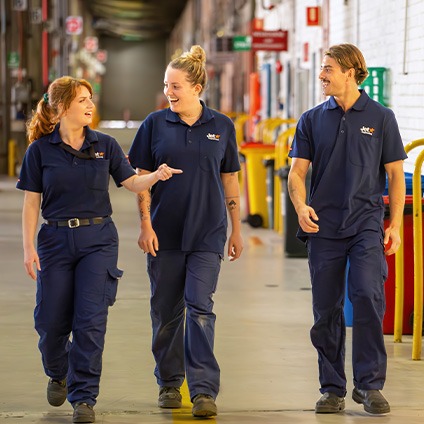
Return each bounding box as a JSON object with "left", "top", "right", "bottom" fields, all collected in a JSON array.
[{"left": 68, "top": 218, "right": 80, "bottom": 228}]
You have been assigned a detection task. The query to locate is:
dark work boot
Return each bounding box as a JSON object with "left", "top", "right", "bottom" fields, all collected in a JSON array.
[
  {"left": 352, "top": 388, "right": 390, "bottom": 414},
  {"left": 47, "top": 378, "right": 67, "bottom": 407},
  {"left": 315, "top": 392, "right": 345, "bottom": 413}
]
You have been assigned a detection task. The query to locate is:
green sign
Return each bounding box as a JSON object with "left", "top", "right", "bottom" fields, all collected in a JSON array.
[
  {"left": 7, "top": 53, "right": 20, "bottom": 68},
  {"left": 233, "top": 36, "right": 251, "bottom": 51}
]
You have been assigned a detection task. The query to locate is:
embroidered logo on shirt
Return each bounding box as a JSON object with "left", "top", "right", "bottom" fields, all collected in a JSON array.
[
  {"left": 95, "top": 152, "right": 105, "bottom": 159},
  {"left": 206, "top": 133, "right": 221, "bottom": 141},
  {"left": 360, "top": 126, "right": 375, "bottom": 136}
]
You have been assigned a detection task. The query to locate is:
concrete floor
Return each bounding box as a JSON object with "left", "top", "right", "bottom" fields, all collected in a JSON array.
[{"left": 1, "top": 152, "right": 424, "bottom": 423}]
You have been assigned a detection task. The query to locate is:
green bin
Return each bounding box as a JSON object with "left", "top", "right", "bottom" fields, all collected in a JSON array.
[{"left": 360, "top": 67, "right": 389, "bottom": 106}]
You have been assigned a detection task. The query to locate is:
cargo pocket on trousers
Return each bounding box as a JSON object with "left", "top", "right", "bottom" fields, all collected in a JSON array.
[{"left": 105, "top": 267, "right": 123, "bottom": 306}]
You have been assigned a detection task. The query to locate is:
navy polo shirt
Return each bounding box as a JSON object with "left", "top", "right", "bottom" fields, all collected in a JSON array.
[
  {"left": 128, "top": 101, "right": 240, "bottom": 254},
  {"left": 289, "top": 90, "right": 407, "bottom": 240},
  {"left": 17, "top": 125, "right": 135, "bottom": 219}
]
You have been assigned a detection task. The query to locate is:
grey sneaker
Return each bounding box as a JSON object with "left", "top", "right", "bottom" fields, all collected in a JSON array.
[
  {"left": 315, "top": 392, "right": 345, "bottom": 413},
  {"left": 73, "top": 402, "right": 95, "bottom": 423},
  {"left": 192, "top": 394, "right": 217, "bottom": 417},
  {"left": 47, "top": 378, "right": 67, "bottom": 407},
  {"left": 158, "top": 386, "right": 182, "bottom": 408}
]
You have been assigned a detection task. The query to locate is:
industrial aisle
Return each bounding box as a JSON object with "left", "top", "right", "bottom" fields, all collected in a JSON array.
[{"left": 1, "top": 172, "right": 423, "bottom": 423}]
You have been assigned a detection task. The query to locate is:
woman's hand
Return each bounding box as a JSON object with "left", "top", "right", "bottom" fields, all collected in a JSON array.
[
  {"left": 227, "top": 232, "right": 244, "bottom": 261},
  {"left": 155, "top": 164, "right": 183, "bottom": 181},
  {"left": 24, "top": 246, "right": 41, "bottom": 280}
]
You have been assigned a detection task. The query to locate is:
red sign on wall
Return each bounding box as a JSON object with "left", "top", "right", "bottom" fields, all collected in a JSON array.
[
  {"left": 84, "top": 37, "right": 98, "bottom": 53},
  {"left": 304, "top": 42, "right": 309, "bottom": 62},
  {"left": 66, "top": 16, "right": 83, "bottom": 35},
  {"left": 307, "top": 7, "right": 321, "bottom": 26},
  {"left": 251, "top": 30, "right": 288, "bottom": 52}
]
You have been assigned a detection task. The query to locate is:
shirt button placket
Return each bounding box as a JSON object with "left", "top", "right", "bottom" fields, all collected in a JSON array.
[
  {"left": 341, "top": 115, "right": 346, "bottom": 134},
  {"left": 188, "top": 128, "right": 193, "bottom": 145}
]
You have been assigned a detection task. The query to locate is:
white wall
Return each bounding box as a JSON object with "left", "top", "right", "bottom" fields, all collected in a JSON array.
[{"left": 257, "top": 0, "right": 424, "bottom": 173}]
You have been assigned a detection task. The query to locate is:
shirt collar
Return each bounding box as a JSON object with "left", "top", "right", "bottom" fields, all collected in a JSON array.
[
  {"left": 350, "top": 89, "right": 369, "bottom": 111},
  {"left": 327, "top": 89, "right": 369, "bottom": 111},
  {"left": 48, "top": 124, "right": 98, "bottom": 147},
  {"left": 165, "top": 100, "right": 214, "bottom": 126}
]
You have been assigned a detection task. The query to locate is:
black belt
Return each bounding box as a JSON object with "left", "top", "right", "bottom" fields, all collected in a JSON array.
[{"left": 45, "top": 217, "right": 110, "bottom": 228}]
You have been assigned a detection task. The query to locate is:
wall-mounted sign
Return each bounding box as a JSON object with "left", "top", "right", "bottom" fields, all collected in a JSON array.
[
  {"left": 307, "top": 7, "right": 321, "bottom": 26},
  {"left": 251, "top": 30, "right": 288, "bottom": 52},
  {"left": 84, "top": 37, "right": 99, "bottom": 53},
  {"left": 96, "top": 50, "right": 108, "bottom": 63},
  {"left": 7, "top": 53, "right": 20, "bottom": 68},
  {"left": 66, "top": 16, "right": 83, "bottom": 35},
  {"left": 233, "top": 36, "right": 252, "bottom": 51},
  {"left": 31, "top": 8, "right": 42, "bottom": 24},
  {"left": 13, "top": 0, "right": 27, "bottom": 11}
]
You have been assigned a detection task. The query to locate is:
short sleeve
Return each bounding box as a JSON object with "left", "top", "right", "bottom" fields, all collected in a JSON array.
[
  {"left": 289, "top": 113, "right": 312, "bottom": 161},
  {"left": 16, "top": 142, "right": 43, "bottom": 192},
  {"left": 382, "top": 110, "right": 407, "bottom": 164},
  {"left": 128, "top": 116, "right": 154, "bottom": 171},
  {"left": 220, "top": 125, "right": 241, "bottom": 173},
  {"left": 108, "top": 137, "right": 136, "bottom": 187}
]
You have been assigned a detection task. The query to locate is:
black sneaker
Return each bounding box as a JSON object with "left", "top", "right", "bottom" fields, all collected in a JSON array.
[
  {"left": 73, "top": 402, "right": 95, "bottom": 423},
  {"left": 315, "top": 392, "right": 345, "bottom": 413},
  {"left": 192, "top": 394, "right": 217, "bottom": 417},
  {"left": 158, "top": 386, "right": 182, "bottom": 408},
  {"left": 47, "top": 378, "right": 67, "bottom": 407}
]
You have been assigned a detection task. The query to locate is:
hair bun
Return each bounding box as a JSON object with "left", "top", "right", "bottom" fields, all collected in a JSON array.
[{"left": 188, "top": 45, "right": 206, "bottom": 64}]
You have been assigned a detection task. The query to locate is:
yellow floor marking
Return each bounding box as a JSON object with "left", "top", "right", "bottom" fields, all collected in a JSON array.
[
  {"left": 249, "top": 235, "right": 264, "bottom": 245},
  {"left": 171, "top": 379, "right": 217, "bottom": 422}
]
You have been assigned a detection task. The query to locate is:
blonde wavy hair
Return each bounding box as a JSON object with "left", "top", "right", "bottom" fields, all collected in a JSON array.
[{"left": 168, "top": 45, "right": 207, "bottom": 94}]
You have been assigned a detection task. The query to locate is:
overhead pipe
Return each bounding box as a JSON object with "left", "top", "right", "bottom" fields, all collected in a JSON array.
[
  {"left": 403, "top": 0, "right": 409, "bottom": 75},
  {"left": 42, "top": 0, "right": 49, "bottom": 90}
]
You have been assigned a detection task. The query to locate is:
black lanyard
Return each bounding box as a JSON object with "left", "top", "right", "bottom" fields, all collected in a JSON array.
[{"left": 59, "top": 141, "right": 96, "bottom": 160}]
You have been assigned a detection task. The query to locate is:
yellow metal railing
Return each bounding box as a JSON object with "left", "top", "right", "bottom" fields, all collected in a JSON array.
[
  {"left": 233, "top": 114, "right": 250, "bottom": 147},
  {"left": 262, "top": 118, "right": 297, "bottom": 144},
  {"left": 412, "top": 148, "right": 424, "bottom": 360},
  {"left": 393, "top": 139, "right": 424, "bottom": 360},
  {"left": 253, "top": 118, "right": 275, "bottom": 142}
]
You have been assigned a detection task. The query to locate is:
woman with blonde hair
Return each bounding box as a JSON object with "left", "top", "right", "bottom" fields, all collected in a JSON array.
[
  {"left": 17, "top": 76, "right": 181, "bottom": 423},
  {"left": 128, "top": 45, "right": 243, "bottom": 417}
]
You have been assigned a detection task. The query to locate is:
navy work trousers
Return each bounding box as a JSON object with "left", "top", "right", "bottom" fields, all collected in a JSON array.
[
  {"left": 147, "top": 251, "right": 221, "bottom": 401},
  {"left": 307, "top": 230, "right": 388, "bottom": 398},
  {"left": 35, "top": 219, "right": 122, "bottom": 406}
]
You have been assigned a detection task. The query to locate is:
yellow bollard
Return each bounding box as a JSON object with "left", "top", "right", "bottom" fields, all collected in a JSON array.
[
  {"left": 412, "top": 149, "right": 424, "bottom": 360},
  {"left": 8, "top": 140, "right": 16, "bottom": 177}
]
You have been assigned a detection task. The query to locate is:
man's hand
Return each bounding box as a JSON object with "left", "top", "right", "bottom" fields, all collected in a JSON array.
[
  {"left": 297, "top": 204, "right": 319, "bottom": 233},
  {"left": 138, "top": 227, "right": 159, "bottom": 256},
  {"left": 384, "top": 225, "right": 401, "bottom": 256}
]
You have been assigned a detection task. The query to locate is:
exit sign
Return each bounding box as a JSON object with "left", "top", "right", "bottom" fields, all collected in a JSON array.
[{"left": 233, "top": 36, "right": 251, "bottom": 51}]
